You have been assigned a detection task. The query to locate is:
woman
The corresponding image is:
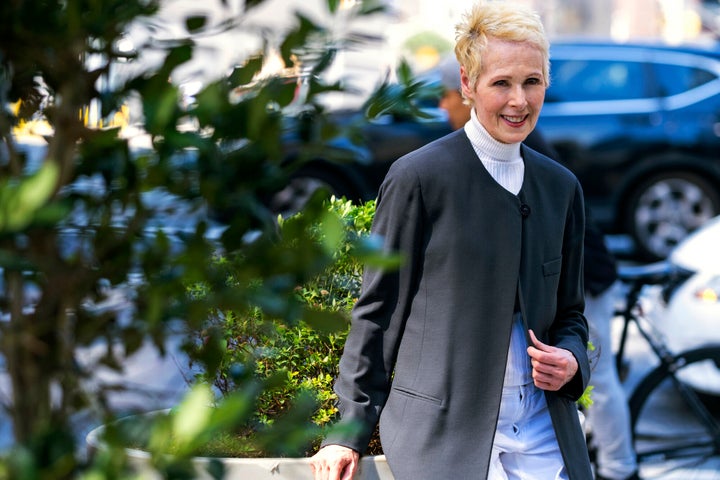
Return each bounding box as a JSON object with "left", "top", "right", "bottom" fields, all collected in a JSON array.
[{"left": 311, "top": 2, "right": 592, "bottom": 479}]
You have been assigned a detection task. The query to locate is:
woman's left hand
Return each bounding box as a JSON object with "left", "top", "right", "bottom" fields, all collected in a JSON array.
[{"left": 526, "top": 329, "right": 578, "bottom": 391}]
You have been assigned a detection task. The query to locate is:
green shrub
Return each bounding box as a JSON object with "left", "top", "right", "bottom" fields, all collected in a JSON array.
[
  {"left": 187, "top": 197, "right": 389, "bottom": 457},
  {"left": 0, "top": 0, "right": 436, "bottom": 474}
]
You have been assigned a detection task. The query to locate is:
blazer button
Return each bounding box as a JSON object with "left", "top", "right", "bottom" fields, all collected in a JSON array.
[{"left": 520, "top": 204, "right": 531, "bottom": 218}]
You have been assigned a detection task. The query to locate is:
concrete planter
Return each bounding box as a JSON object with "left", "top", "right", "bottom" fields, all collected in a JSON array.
[{"left": 86, "top": 419, "right": 393, "bottom": 480}]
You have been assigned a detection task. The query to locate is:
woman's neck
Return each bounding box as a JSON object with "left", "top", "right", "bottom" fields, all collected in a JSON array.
[{"left": 466, "top": 108, "right": 522, "bottom": 162}]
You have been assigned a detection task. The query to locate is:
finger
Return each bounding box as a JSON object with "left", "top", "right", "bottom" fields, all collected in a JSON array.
[
  {"left": 345, "top": 451, "right": 361, "bottom": 480},
  {"left": 310, "top": 456, "right": 334, "bottom": 480},
  {"left": 532, "top": 368, "right": 560, "bottom": 390},
  {"left": 340, "top": 463, "right": 358, "bottom": 480},
  {"left": 536, "top": 379, "right": 559, "bottom": 391},
  {"left": 528, "top": 329, "right": 552, "bottom": 352},
  {"left": 310, "top": 461, "right": 327, "bottom": 480},
  {"left": 530, "top": 358, "right": 556, "bottom": 375},
  {"left": 327, "top": 460, "right": 350, "bottom": 480}
]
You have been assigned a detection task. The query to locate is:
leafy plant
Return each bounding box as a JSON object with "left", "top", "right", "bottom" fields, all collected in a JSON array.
[
  {"left": 185, "top": 198, "right": 390, "bottom": 458},
  {"left": 0, "top": 0, "right": 441, "bottom": 475},
  {"left": 0, "top": 0, "right": 408, "bottom": 478}
]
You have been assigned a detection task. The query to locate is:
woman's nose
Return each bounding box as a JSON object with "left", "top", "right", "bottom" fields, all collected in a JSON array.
[{"left": 508, "top": 86, "right": 527, "bottom": 108}]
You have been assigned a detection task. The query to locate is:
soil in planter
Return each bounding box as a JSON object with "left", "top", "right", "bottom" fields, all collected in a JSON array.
[{"left": 366, "top": 425, "right": 383, "bottom": 456}]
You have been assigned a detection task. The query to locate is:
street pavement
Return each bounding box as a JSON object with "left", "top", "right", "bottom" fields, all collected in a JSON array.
[{"left": 0, "top": 332, "right": 195, "bottom": 453}]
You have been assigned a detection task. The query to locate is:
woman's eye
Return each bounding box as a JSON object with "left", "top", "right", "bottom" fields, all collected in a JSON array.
[{"left": 526, "top": 78, "right": 542, "bottom": 85}]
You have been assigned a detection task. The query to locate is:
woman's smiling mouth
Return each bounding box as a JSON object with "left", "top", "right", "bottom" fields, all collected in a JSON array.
[{"left": 503, "top": 114, "right": 527, "bottom": 125}]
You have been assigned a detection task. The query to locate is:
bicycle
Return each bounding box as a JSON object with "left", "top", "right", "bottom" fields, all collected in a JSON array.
[{"left": 612, "top": 261, "right": 720, "bottom": 475}]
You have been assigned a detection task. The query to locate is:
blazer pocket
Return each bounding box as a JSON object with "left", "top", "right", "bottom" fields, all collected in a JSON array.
[
  {"left": 542, "top": 257, "right": 562, "bottom": 276},
  {"left": 392, "top": 385, "right": 444, "bottom": 406}
]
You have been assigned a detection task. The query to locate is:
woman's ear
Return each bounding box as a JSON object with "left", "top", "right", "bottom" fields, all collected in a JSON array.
[{"left": 460, "top": 65, "right": 473, "bottom": 102}]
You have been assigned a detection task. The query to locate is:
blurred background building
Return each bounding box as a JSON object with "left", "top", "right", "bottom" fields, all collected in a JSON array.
[
  {"left": 386, "top": 0, "right": 718, "bottom": 75},
  {"left": 125, "top": 0, "right": 719, "bottom": 82},
  {"left": 66, "top": 0, "right": 720, "bottom": 126}
]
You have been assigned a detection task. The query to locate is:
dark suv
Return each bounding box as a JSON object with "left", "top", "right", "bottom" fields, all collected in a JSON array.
[
  {"left": 274, "top": 40, "right": 720, "bottom": 260},
  {"left": 540, "top": 39, "right": 720, "bottom": 259}
]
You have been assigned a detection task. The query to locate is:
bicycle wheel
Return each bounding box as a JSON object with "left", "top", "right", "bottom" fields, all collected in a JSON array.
[{"left": 628, "top": 346, "right": 720, "bottom": 474}]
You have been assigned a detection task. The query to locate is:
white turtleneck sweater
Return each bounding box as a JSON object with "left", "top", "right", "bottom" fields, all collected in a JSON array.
[
  {"left": 463, "top": 108, "right": 532, "bottom": 387},
  {"left": 463, "top": 108, "right": 524, "bottom": 195}
]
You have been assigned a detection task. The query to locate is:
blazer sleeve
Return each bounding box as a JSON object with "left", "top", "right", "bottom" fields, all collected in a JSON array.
[
  {"left": 322, "top": 159, "right": 425, "bottom": 452},
  {"left": 551, "top": 181, "right": 591, "bottom": 401}
]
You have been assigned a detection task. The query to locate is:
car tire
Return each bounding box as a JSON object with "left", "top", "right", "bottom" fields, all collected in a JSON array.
[{"left": 625, "top": 171, "right": 720, "bottom": 260}]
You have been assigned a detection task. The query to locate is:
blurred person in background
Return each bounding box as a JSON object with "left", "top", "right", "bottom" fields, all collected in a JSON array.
[
  {"left": 434, "top": 53, "right": 641, "bottom": 480},
  {"left": 583, "top": 219, "right": 640, "bottom": 480},
  {"left": 310, "top": 2, "right": 592, "bottom": 479}
]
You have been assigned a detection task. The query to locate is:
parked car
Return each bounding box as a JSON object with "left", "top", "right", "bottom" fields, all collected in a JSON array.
[
  {"left": 274, "top": 39, "right": 720, "bottom": 260},
  {"left": 646, "top": 214, "right": 720, "bottom": 395},
  {"left": 540, "top": 39, "right": 720, "bottom": 260},
  {"left": 267, "top": 107, "right": 451, "bottom": 217}
]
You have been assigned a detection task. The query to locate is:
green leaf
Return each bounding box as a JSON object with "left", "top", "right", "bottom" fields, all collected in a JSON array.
[
  {"left": 302, "top": 308, "right": 349, "bottom": 334},
  {"left": 212, "top": 387, "right": 259, "bottom": 427},
  {"left": 362, "top": 82, "right": 401, "bottom": 119},
  {"left": 355, "top": 234, "right": 404, "bottom": 269},
  {"left": 356, "top": 0, "right": 387, "bottom": 16},
  {"left": 0, "top": 160, "right": 58, "bottom": 232},
  {"left": 244, "top": 0, "right": 267, "bottom": 10},
  {"left": 326, "top": 0, "right": 340, "bottom": 14},
  {"left": 319, "top": 209, "right": 345, "bottom": 255},
  {"left": 253, "top": 390, "right": 319, "bottom": 456},
  {"left": 280, "top": 14, "right": 322, "bottom": 67},
  {"left": 228, "top": 56, "right": 263, "bottom": 87},
  {"left": 265, "top": 76, "right": 298, "bottom": 108},
  {"left": 171, "top": 385, "right": 214, "bottom": 448},
  {"left": 396, "top": 58, "right": 413, "bottom": 84},
  {"left": 185, "top": 15, "right": 207, "bottom": 33},
  {"left": 310, "top": 48, "right": 337, "bottom": 77},
  {"left": 162, "top": 44, "right": 194, "bottom": 77},
  {"left": 578, "top": 384, "right": 594, "bottom": 410}
]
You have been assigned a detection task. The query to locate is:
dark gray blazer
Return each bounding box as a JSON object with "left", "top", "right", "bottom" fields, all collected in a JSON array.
[{"left": 325, "top": 129, "right": 592, "bottom": 479}]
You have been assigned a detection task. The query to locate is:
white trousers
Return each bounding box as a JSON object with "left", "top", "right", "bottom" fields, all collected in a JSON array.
[
  {"left": 489, "top": 383, "right": 568, "bottom": 480},
  {"left": 584, "top": 281, "right": 638, "bottom": 479}
]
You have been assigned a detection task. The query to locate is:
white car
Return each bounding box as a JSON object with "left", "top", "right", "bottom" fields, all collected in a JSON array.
[{"left": 650, "top": 215, "right": 720, "bottom": 395}]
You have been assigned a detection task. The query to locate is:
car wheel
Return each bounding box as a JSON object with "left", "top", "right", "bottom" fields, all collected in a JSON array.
[
  {"left": 626, "top": 171, "right": 720, "bottom": 260},
  {"left": 268, "top": 166, "right": 357, "bottom": 218}
]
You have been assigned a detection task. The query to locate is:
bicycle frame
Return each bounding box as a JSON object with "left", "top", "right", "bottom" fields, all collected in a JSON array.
[{"left": 613, "top": 261, "right": 720, "bottom": 464}]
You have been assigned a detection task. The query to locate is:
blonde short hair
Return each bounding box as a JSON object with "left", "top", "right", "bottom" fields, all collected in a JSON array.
[{"left": 454, "top": 1, "right": 550, "bottom": 97}]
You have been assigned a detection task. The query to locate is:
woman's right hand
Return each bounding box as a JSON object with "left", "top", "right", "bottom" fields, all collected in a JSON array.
[{"left": 309, "top": 444, "right": 360, "bottom": 480}]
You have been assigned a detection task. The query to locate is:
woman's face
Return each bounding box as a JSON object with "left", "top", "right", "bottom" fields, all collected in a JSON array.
[{"left": 460, "top": 37, "right": 546, "bottom": 144}]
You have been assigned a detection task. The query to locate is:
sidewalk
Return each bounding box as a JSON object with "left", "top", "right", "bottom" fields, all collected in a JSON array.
[{"left": 0, "top": 330, "right": 195, "bottom": 453}]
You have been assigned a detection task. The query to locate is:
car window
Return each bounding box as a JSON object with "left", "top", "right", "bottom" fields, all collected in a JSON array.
[
  {"left": 652, "top": 63, "right": 717, "bottom": 97},
  {"left": 547, "top": 59, "right": 648, "bottom": 103}
]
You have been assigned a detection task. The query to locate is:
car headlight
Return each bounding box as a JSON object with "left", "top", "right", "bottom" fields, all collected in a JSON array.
[{"left": 693, "top": 276, "right": 720, "bottom": 303}]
